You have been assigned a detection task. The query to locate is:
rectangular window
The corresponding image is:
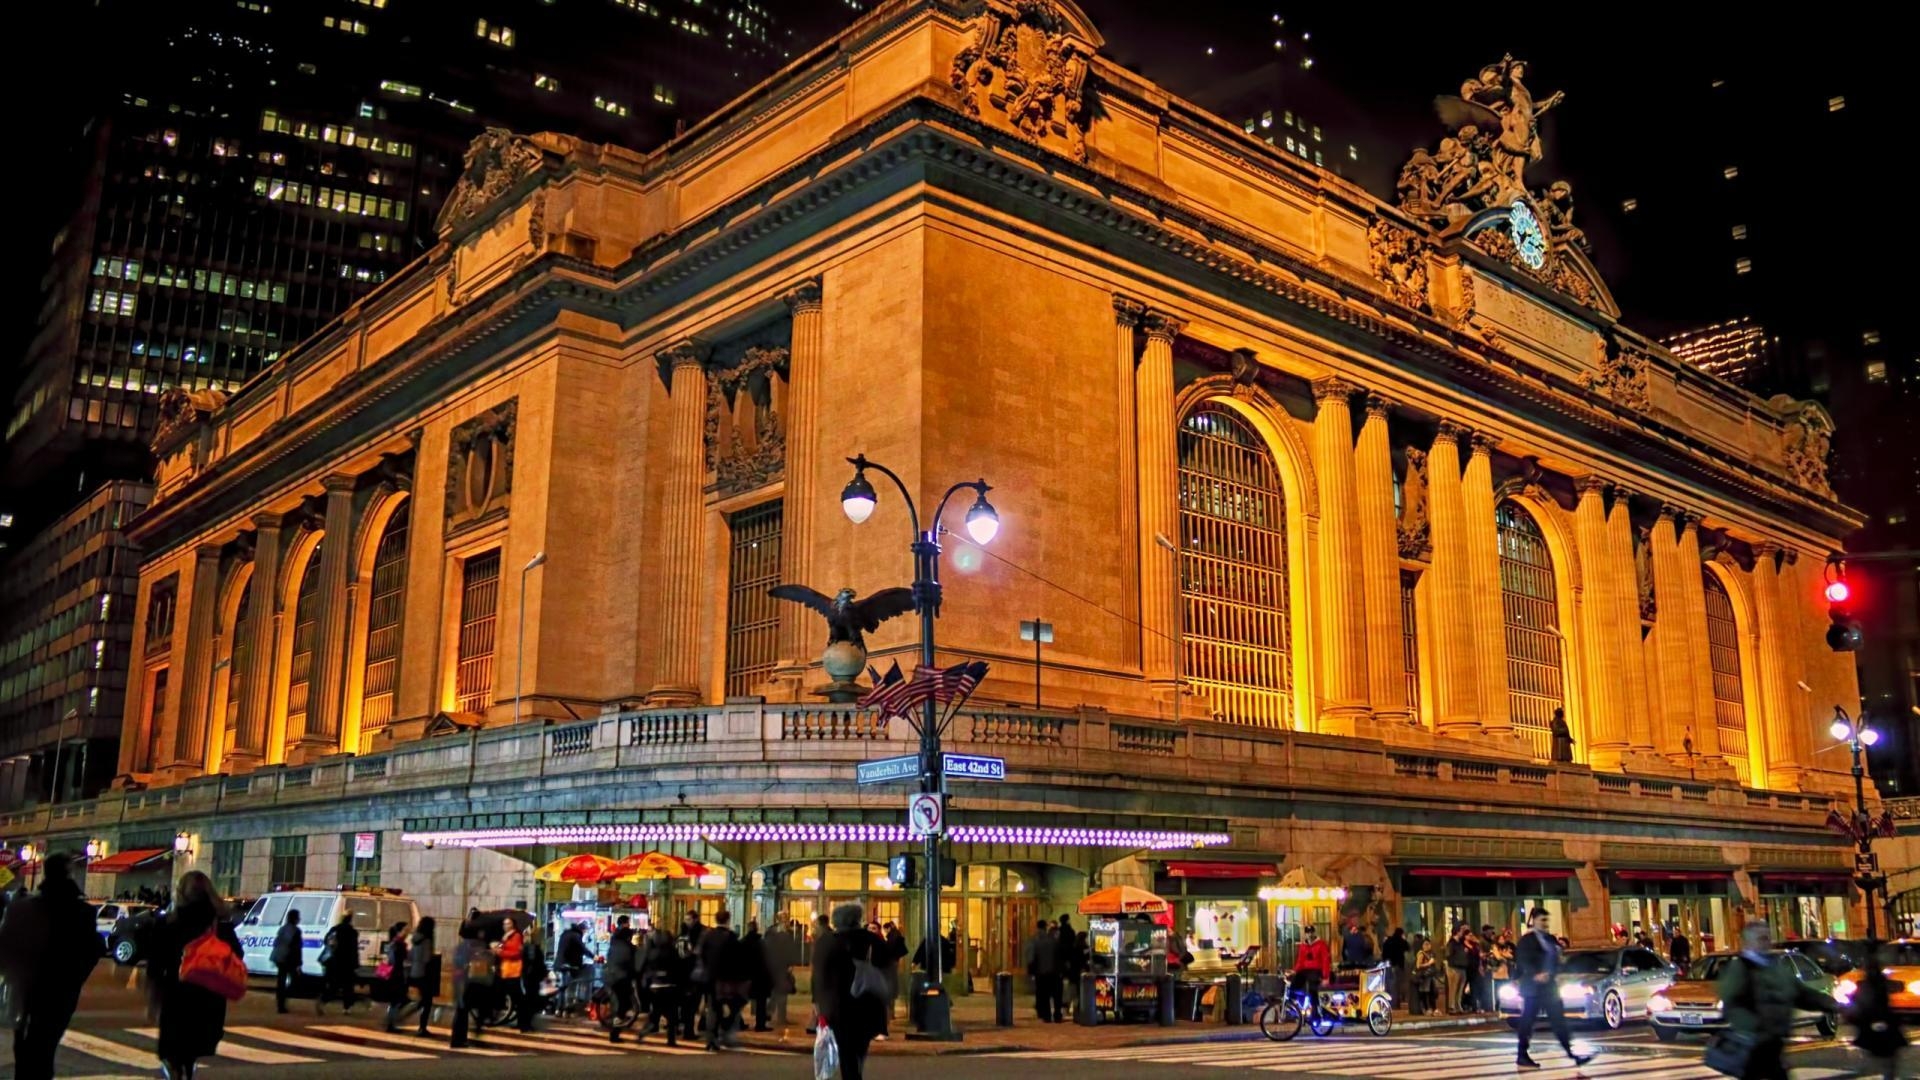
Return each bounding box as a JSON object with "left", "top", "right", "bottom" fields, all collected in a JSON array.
[
  {"left": 652, "top": 83, "right": 677, "bottom": 106},
  {"left": 211, "top": 840, "right": 245, "bottom": 898},
  {"left": 725, "top": 503, "right": 783, "bottom": 697},
  {"left": 1735, "top": 257, "right": 1752, "bottom": 275},
  {"left": 269, "top": 835, "right": 308, "bottom": 888},
  {"left": 141, "top": 666, "right": 169, "bottom": 772},
  {"left": 340, "top": 831, "right": 381, "bottom": 888},
  {"left": 455, "top": 549, "right": 501, "bottom": 713},
  {"left": 1866, "top": 359, "right": 1887, "bottom": 383},
  {"left": 1730, "top": 224, "right": 1748, "bottom": 240},
  {"left": 534, "top": 73, "right": 560, "bottom": 92},
  {"left": 476, "top": 18, "right": 515, "bottom": 45},
  {"left": 1400, "top": 570, "right": 1421, "bottom": 720}
]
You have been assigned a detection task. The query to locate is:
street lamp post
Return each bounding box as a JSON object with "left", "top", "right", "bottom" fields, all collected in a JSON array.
[
  {"left": 841, "top": 453, "right": 997, "bottom": 1039},
  {"left": 1829, "top": 707, "right": 1884, "bottom": 941},
  {"left": 172, "top": 831, "right": 192, "bottom": 892},
  {"left": 515, "top": 552, "right": 547, "bottom": 727},
  {"left": 18, "top": 843, "right": 38, "bottom": 892}
]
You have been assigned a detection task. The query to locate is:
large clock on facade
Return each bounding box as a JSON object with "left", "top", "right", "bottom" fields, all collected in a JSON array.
[{"left": 1508, "top": 199, "right": 1548, "bottom": 271}]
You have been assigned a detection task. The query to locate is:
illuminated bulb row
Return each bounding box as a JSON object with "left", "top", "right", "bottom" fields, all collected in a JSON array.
[{"left": 402, "top": 823, "right": 1231, "bottom": 850}]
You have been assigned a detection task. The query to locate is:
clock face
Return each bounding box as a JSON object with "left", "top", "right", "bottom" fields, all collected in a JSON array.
[{"left": 1509, "top": 200, "right": 1548, "bottom": 271}]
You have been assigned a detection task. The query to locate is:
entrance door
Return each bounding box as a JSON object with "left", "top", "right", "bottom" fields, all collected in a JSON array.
[{"left": 1005, "top": 897, "right": 1039, "bottom": 978}]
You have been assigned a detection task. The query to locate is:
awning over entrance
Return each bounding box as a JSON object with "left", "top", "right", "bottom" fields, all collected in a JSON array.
[
  {"left": 1609, "top": 869, "right": 1732, "bottom": 882},
  {"left": 1164, "top": 861, "right": 1276, "bottom": 879},
  {"left": 85, "top": 849, "right": 170, "bottom": 874},
  {"left": 1403, "top": 866, "right": 1574, "bottom": 879},
  {"left": 1753, "top": 872, "right": 1851, "bottom": 892}
]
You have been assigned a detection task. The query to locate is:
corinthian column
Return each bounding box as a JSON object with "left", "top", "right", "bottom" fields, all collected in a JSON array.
[
  {"left": 1750, "top": 543, "right": 1804, "bottom": 789},
  {"left": 169, "top": 545, "right": 224, "bottom": 772},
  {"left": 1311, "top": 377, "right": 1368, "bottom": 732},
  {"left": 231, "top": 513, "right": 283, "bottom": 770},
  {"left": 1462, "top": 433, "right": 1512, "bottom": 736},
  {"left": 1650, "top": 507, "right": 1705, "bottom": 764},
  {"left": 1607, "top": 486, "right": 1653, "bottom": 753},
  {"left": 648, "top": 341, "right": 710, "bottom": 705},
  {"left": 1136, "top": 310, "right": 1185, "bottom": 692},
  {"left": 1674, "top": 514, "right": 1722, "bottom": 760},
  {"left": 1356, "top": 394, "right": 1408, "bottom": 723},
  {"left": 294, "top": 475, "right": 356, "bottom": 756},
  {"left": 1426, "top": 422, "right": 1479, "bottom": 735},
  {"left": 775, "top": 280, "right": 824, "bottom": 675},
  {"left": 1113, "top": 298, "right": 1146, "bottom": 671},
  {"left": 1575, "top": 478, "right": 1627, "bottom": 766}
]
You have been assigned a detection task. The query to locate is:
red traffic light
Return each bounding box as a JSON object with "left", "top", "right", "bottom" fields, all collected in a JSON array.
[{"left": 1825, "top": 580, "right": 1851, "bottom": 604}]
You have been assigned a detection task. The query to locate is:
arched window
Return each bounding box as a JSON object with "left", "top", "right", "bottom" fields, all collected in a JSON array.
[
  {"left": 359, "top": 503, "right": 409, "bottom": 751},
  {"left": 284, "top": 541, "right": 323, "bottom": 734},
  {"left": 1176, "top": 403, "right": 1290, "bottom": 727},
  {"left": 1496, "top": 501, "right": 1566, "bottom": 759},
  {"left": 1703, "top": 569, "right": 1750, "bottom": 784},
  {"left": 224, "top": 579, "right": 252, "bottom": 747}
]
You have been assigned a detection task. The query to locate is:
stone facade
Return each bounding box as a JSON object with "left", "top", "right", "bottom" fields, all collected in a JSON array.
[{"left": 5, "top": 0, "right": 1870, "bottom": 961}]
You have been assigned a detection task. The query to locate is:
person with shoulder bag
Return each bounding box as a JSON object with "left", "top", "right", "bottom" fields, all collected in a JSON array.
[
  {"left": 0, "top": 853, "right": 104, "bottom": 1080},
  {"left": 812, "top": 902, "right": 888, "bottom": 1080},
  {"left": 1845, "top": 952, "right": 1907, "bottom": 1080},
  {"left": 315, "top": 911, "right": 360, "bottom": 1014},
  {"left": 146, "top": 872, "right": 245, "bottom": 1080},
  {"left": 379, "top": 922, "right": 410, "bottom": 1032},
  {"left": 1712, "top": 922, "right": 1837, "bottom": 1079},
  {"left": 268, "top": 908, "right": 304, "bottom": 1014},
  {"left": 449, "top": 921, "right": 494, "bottom": 1048}
]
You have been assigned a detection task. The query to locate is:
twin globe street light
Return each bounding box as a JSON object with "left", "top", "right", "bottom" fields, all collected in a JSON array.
[
  {"left": 1829, "top": 707, "right": 1885, "bottom": 942},
  {"left": 840, "top": 453, "right": 997, "bottom": 1039}
]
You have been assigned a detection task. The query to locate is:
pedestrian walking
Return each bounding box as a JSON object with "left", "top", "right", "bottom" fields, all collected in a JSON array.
[
  {"left": 556, "top": 921, "right": 588, "bottom": 1010},
  {"left": 679, "top": 911, "right": 708, "bottom": 1040},
  {"left": 698, "top": 909, "right": 748, "bottom": 1050},
  {"left": 380, "top": 921, "right": 411, "bottom": 1032},
  {"left": 449, "top": 921, "right": 494, "bottom": 1048},
  {"left": 637, "top": 924, "right": 682, "bottom": 1046},
  {"left": 1669, "top": 929, "right": 1693, "bottom": 970},
  {"left": 883, "top": 920, "right": 908, "bottom": 1016},
  {"left": 316, "top": 911, "right": 360, "bottom": 1013},
  {"left": 515, "top": 923, "right": 546, "bottom": 1031},
  {"left": 1513, "top": 908, "right": 1592, "bottom": 1070},
  {"left": 0, "top": 852, "right": 103, "bottom": 1080},
  {"left": 602, "top": 916, "right": 637, "bottom": 1042},
  {"left": 812, "top": 903, "right": 887, "bottom": 1080},
  {"left": 764, "top": 917, "right": 799, "bottom": 1028},
  {"left": 269, "top": 908, "right": 304, "bottom": 1013},
  {"left": 1845, "top": 959, "right": 1908, "bottom": 1080},
  {"left": 1022, "top": 918, "right": 1053, "bottom": 1020},
  {"left": 1381, "top": 927, "right": 1410, "bottom": 1011},
  {"left": 743, "top": 918, "right": 773, "bottom": 1032},
  {"left": 145, "top": 871, "right": 243, "bottom": 1080},
  {"left": 1444, "top": 925, "right": 1470, "bottom": 1014},
  {"left": 1057, "top": 915, "right": 1084, "bottom": 1019},
  {"left": 398, "top": 917, "right": 439, "bottom": 1035},
  {"left": 807, "top": 913, "right": 832, "bottom": 1035},
  {"left": 1716, "top": 922, "right": 1842, "bottom": 1080},
  {"left": 495, "top": 921, "right": 529, "bottom": 1031}
]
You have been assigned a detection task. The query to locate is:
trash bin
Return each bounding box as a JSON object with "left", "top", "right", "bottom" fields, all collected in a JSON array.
[
  {"left": 1076, "top": 972, "right": 1099, "bottom": 1027},
  {"left": 1174, "top": 981, "right": 1203, "bottom": 1021},
  {"left": 1224, "top": 974, "right": 1243, "bottom": 1025},
  {"left": 993, "top": 972, "right": 1014, "bottom": 1027},
  {"left": 909, "top": 973, "right": 932, "bottom": 1029}
]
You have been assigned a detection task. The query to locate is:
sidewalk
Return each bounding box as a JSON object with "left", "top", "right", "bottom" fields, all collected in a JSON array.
[{"left": 725, "top": 994, "right": 1505, "bottom": 1055}]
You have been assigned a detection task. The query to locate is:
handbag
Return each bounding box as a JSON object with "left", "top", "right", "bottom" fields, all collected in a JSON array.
[
  {"left": 1703, "top": 1029, "right": 1756, "bottom": 1077},
  {"left": 180, "top": 927, "right": 247, "bottom": 1002},
  {"left": 851, "top": 941, "right": 886, "bottom": 1001},
  {"left": 465, "top": 950, "right": 497, "bottom": 986},
  {"left": 374, "top": 960, "right": 394, "bottom": 981}
]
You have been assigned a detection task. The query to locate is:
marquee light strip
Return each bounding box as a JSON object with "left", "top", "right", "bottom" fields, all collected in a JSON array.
[{"left": 401, "top": 823, "right": 1231, "bottom": 850}]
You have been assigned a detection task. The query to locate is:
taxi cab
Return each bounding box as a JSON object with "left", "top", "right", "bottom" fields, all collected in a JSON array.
[
  {"left": 1859, "top": 940, "right": 1920, "bottom": 1019},
  {"left": 1646, "top": 950, "right": 1838, "bottom": 1042}
]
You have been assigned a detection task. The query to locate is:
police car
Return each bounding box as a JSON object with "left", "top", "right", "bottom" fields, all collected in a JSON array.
[{"left": 237, "top": 886, "right": 418, "bottom": 979}]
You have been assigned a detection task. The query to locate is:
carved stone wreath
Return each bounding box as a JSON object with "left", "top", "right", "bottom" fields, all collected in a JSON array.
[
  {"left": 1367, "top": 219, "right": 1431, "bottom": 311},
  {"left": 706, "top": 346, "right": 789, "bottom": 497},
  {"left": 949, "top": 0, "right": 1094, "bottom": 162},
  {"left": 445, "top": 399, "right": 517, "bottom": 532},
  {"left": 436, "top": 128, "right": 546, "bottom": 236}
]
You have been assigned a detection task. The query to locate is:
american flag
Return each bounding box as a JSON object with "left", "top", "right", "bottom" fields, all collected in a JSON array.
[
  {"left": 859, "top": 660, "right": 990, "bottom": 721},
  {"left": 859, "top": 661, "right": 915, "bottom": 720}
]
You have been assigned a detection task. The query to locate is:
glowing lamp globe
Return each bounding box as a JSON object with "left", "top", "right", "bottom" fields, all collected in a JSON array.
[
  {"left": 1831, "top": 719, "right": 1854, "bottom": 742},
  {"left": 1825, "top": 581, "right": 1851, "bottom": 604},
  {"left": 841, "top": 471, "right": 877, "bottom": 524},
  {"left": 1860, "top": 727, "right": 1881, "bottom": 747},
  {"left": 964, "top": 494, "right": 1000, "bottom": 545}
]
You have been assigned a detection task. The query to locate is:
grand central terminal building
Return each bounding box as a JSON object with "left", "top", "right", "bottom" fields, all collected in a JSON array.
[{"left": 1, "top": 0, "right": 1873, "bottom": 975}]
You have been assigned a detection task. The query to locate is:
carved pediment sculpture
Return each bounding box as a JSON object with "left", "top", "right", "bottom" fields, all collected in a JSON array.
[
  {"left": 1367, "top": 218, "right": 1432, "bottom": 311},
  {"left": 1580, "top": 336, "right": 1652, "bottom": 411},
  {"left": 1635, "top": 525, "right": 1657, "bottom": 622},
  {"left": 1397, "top": 446, "right": 1432, "bottom": 560},
  {"left": 445, "top": 399, "right": 517, "bottom": 532},
  {"left": 1770, "top": 395, "right": 1836, "bottom": 497},
  {"left": 435, "top": 128, "right": 547, "bottom": 237},
  {"left": 706, "top": 345, "right": 789, "bottom": 496},
  {"left": 151, "top": 387, "right": 230, "bottom": 454},
  {"left": 950, "top": 0, "right": 1096, "bottom": 163}
]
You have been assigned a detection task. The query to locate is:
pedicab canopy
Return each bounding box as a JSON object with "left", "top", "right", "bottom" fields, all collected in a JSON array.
[
  {"left": 1079, "top": 884, "right": 1171, "bottom": 916},
  {"left": 1257, "top": 866, "right": 1349, "bottom": 903}
]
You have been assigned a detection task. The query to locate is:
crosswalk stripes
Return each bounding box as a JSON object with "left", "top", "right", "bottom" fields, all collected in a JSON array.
[
  {"left": 308, "top": 1025, "right": 515, "bottom": 1056},
  {"left": 59, "top": 1031, "right": 163, "bottom": 1070},
  {"left": 1004, "top": 1038, "right": 1855, "bottom": 1079},
  {"left": 226, "top": 1024, "right": 435, "bottom": 1061},
  {"left": 128, "top": 1026, "right": 323, "bottom": 1066}
]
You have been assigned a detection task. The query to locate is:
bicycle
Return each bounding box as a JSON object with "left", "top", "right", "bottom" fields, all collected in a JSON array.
[{"left": 1259, "top": 983, "right": 1337, "bottom": 1041}]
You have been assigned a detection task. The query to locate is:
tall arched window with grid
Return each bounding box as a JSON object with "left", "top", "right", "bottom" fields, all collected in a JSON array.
[
  {"left": 358, "top": 503, "right": 409, "bottom": 751},
  {"left": 1175, "top": 403, "right": 1290, "bottom": 727},
  {"left": 1496, "top": 501, "right": 1566, "bottom": 759},
  {"left": 1703, "top": 569, "right": 1750, "bottom": 784},
  {"left": 283, "top": 541, "right": 323, "bottom": 737}
]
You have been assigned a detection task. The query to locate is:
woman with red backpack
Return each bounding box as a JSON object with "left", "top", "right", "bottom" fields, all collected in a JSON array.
[{"left": 144, "top": 871, "right": 245, "bottom": 1080}]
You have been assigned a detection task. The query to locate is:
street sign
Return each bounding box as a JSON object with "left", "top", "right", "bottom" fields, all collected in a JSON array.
[
  {"left": 1855, "top": 851, "right": 1880, "bottom": 875},
  {"left": 857, "top": 753, "right": 920, "bottom": 786},
  {"left": 1019, "top": 620, "right": 1055, "bottom": 644},
  {"left": 908, "top": 792, "right": 945, "bottom": 837},
  {"left": 943, "top": 753, "right": 1006, "bottom": 782},
  {"left": 353, "top": 832, "right": 378, "bottom": 860}
]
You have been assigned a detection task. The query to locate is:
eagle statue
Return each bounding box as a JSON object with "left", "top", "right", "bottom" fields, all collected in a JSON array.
[{"left": 767, "top": 584, "right": 917, "bottom": 649}]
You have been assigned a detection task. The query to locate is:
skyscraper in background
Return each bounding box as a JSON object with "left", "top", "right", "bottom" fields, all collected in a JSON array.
[{"left": 1661, "top": 318, "right": 1772, "bottom": 388}]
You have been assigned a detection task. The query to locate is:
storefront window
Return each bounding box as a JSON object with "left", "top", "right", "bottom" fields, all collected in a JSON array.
[
  {"left": 1606, "top": 881, "right": 1729, "bottom": 958},
  {"left": 966, "top": 865, "right": 1001, "bottom": 892},
  {"left": 823, "top": 862, "right": 865, "bottom": 891}
]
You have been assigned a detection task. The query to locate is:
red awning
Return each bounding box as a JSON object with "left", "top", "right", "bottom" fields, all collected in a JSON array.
[
  {"left": 1163, "top": 861, "right": 1276, "bottom": 879},
  {"left": 1610, "top": 869, "right": 1731, "bottom": 882},
  {"left": 1403, "top": 867, "right": 1574, "bottom": 879},
  {"left": 84, "top": 849, "right": 171, "bottom": 874},
  {"left": 1755, "top": 872, "right": 1851, "bottom": 887}
]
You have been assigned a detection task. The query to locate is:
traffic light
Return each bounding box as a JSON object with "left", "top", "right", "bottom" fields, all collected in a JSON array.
[{"left": 1825, "top": 578, "right": 1863, "bottom": 652}]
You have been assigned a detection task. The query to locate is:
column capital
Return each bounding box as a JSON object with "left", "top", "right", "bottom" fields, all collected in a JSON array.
[
  {"left": 1141, "top": 310, "right": 1186, "bottom": 344},
  {"left": 1751, "top": 540, "right": 1785, "bottom": 567},
  {"left": 1574, "top": 474, "right": 1610, "bottom": 497},
  {"left": 1434, "top": 419, "right": 1471, "bottom": 445},
  {"left": 1311, "top": 375, "right": 1361, "bottom": 403},
  {"left": 322, "top": 473, "right": 357, "bottom": 494},
  {"left": 194, "top": 543, "right": 225, "bottom": 563},
  {"left": 1610, "top": 482, "right": 1637, "bottom": 503},
  {"left": 781, "top": 278, "right": 823, "bottom": 315},
  {"left": 250, "top": 510, "right": 285, "bottom": 531},
  {"left": 1657, "top": 502, "right": 1698, "bottom": 526},
  {"left": 659, "top": 339, "right": 711, "bottom": 371},
  {"left": 1363, "top": 392, "right": 1397, "bottom": 419},
  {"left": 1112, "top": 295, "right": 1147, "bottom": 327},
  {"left": 1468, "top": 431, "right": 1500, "bottom": 456}
]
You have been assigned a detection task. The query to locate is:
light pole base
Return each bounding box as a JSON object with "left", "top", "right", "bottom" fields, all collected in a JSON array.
[{"left": 907, "top": 986, "right": 963, "bottom": 1041}]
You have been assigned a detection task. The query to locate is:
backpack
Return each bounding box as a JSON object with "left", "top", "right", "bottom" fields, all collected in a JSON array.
[
  {"left": 180, "top": 927, "right": 247, "bottom": 1002},
  {"left": 465, "top": 946, "right": 498, "bottom": 986}
]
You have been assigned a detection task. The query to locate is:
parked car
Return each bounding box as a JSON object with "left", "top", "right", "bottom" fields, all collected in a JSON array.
[
  {"left": 108, "top": 906, "right": 165, "bottom": 965},
  {"left": 236, "top": 887, "right": 419, "bottom": 979},
  {"left": 1858, "top": 939, "right": 1920, "bottom": 1020},
  {"left": 1647, "top": 950, "right": 1839, "bottom": 1042},
  {"left": 92, "top": 901, "right": 156, "bottom": 946},
  {"left": 1498, "top": 945, "right": 1675, "bottom": 1030}
]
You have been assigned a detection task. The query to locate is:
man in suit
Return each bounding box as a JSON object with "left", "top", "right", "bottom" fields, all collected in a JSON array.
[{"left": 1513, "top": 909, "right": 1593, "bottom": 1070}]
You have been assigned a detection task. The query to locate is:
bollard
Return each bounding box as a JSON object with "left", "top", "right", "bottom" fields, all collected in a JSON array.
[
  {"left": 1157, "top": 974, "right": 1176, "bottom": 1027},
  {"left": 1224, "top": 974, "right": 1243, "bottom": 1025},
  {"left": 1077, "top": 972, "right": 1099, "bottom": 1027},
  {"left": 993, "top": 971, "right": 1014, "bottom": 1027},
  {"left": 909, "top": 972, "right": 932, "bottom": 1030}
]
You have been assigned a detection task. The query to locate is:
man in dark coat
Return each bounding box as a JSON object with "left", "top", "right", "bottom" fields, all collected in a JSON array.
[
  {"left": 1055, "top": 915, "right": 1084, "bottom": 1020},
  {"left": 696, "top": 909, "right": 745, "bottom": 1050},
  {"left": 1668, "top": 929, "right": 1692, "bottom": 970},
  {"left": 1381, "top": 928, "right": 1411, "bottom": 1012},
  {"left": 740, "top": 918, "right": 773, "bottom": 1031},
  {"left": 603, "top": 916, "right": 637, "bottom": 1041},
  {"left": 316, "top": 911, "right": 360, "bottom": 1013},
  {"left": 636, "top": 925, "right": 682, "bottom": 1045},
  {"left": 764, "top": 919, "right": 800, "bottom": 1028},
  {"left": 1513, "top": 909, "right": 1592, "bottom": 1070},
  {"left": 1021, "top": 918, "right": 1053, "bottom": 1020},
  {"left": 0, "top": 854, "right": 103, "bottom": 1080},
  {"left": 269, "top": 908, "right": 304, "bottom": 1013},
  {"left": 813, "top": 903, "right": 888, "bottom": 1080}
]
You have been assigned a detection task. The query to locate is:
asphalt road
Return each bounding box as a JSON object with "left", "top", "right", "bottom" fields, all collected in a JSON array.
[{"left": 5, "top": 966, "right": 1906, "bottom": 1079}]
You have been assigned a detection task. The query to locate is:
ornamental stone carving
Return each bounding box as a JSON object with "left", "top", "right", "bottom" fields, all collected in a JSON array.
[
  {"left": 1397, "top": 446, "right": 1431, "bottom": 560},
  {"left": 1367, "top": 218, "right": 1432, "bottom": 311},
  {"left": 1635, "top": 524, "right": 1657, "bottom": 622},
  {"left": 151, "top": 387, "right": 229, "bottom": 454},
  {"left": 950, "top": 0, "right": 1095, "bottom": 162},
  {"left": 445, "top": 399, "right": 517, "bottom": 533},
  {"left": 1771, "top": 395, "right": 1835, "bottom": 497},
  {"left": 706, "top": 345, "right": 789, "bottom": 497},
  {"left": 1580, "top": 337, "right": 1652, "bottom": 411},
  {"left": 435, "top": 128, "right": 547, "bottom": 236}
]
